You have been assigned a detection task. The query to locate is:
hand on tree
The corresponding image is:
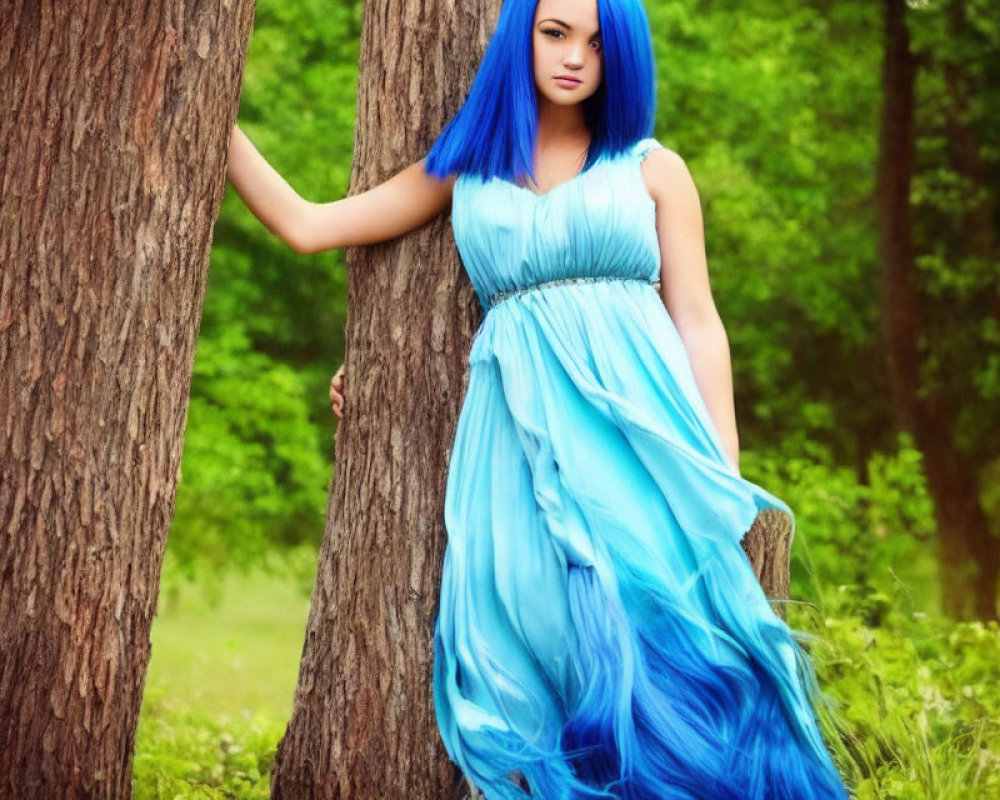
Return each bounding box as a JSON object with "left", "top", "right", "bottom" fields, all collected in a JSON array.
[{"left": 329, "top": 363, "right": 345, "bottom": 420}]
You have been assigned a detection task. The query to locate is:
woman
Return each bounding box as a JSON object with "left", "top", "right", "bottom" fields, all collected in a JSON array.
[{"left": 229, "top": 0, "right": 852, "bottom": 797}]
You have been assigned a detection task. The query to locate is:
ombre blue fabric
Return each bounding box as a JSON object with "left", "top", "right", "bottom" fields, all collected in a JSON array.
[{"left": 432, "top": 138, "right": 850, "bottom": 800}]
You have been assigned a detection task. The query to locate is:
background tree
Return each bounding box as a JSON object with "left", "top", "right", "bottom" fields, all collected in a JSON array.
[
  {"left": 877, "top": 0, "right": 999, "bottom": 621},
  {"left": 0, "top": 1, "right": 255, "bottom": 795}
]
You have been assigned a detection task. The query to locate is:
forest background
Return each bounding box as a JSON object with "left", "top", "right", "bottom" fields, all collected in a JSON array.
[{"left": 135, "top": 0, "right": 1000, "bottom": 797}]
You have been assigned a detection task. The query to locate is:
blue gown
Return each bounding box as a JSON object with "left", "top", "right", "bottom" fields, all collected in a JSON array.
[{"left": 432, "top": 138, "right": 850, "bottom": 800}]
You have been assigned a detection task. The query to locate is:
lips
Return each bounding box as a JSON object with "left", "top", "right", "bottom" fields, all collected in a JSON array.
[{"left": 554, "top": 76, "right": 582, "bottom": 88}]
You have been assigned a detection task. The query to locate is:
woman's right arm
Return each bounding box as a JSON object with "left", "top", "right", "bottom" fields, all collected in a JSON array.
[{"left": 226, "top": 124, "right": 456, "bottom": 255}]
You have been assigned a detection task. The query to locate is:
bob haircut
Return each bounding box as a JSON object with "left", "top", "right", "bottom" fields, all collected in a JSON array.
[{"left": 423, "top": 0, "right": 656, "bottom": 184}]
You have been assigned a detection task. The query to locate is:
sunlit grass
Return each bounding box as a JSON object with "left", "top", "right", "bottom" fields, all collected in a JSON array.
[{"left": 134, "top": 567, "right": 312, "bottom": 799}]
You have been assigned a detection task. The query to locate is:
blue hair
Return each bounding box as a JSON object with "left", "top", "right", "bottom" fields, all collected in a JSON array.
[{"left": 423, "top": 0, "right": 656, "bottom": 183}]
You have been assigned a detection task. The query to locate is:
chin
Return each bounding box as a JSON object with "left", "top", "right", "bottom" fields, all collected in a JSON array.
[{"left": 539, "top": 86, "right": 599, "bottom": 107}]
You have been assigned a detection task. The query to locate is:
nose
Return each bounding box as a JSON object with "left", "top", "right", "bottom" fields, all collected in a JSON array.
[{"left": 564, "top": 39, "right": 588, "bottom": 67}]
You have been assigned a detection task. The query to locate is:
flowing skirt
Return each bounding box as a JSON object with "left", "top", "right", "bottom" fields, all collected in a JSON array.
[{"left": 432, "top": 280, "right": 850, "bottom": 800}]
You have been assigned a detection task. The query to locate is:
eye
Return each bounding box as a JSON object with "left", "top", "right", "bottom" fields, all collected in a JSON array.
[{"left": 540, "top": 27, "right": 601, "bottom": 53}]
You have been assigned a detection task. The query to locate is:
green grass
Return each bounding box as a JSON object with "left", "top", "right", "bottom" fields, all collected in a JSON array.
[
  {"left": 146, "top": 569, "right": 309, "bottom": 719},
  {"left": 134, "top": 568, "right": 311, "bottom": 799}
]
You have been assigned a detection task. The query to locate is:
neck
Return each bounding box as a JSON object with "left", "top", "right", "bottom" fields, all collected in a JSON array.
[{"left": 534, "top": 95, "right": 589, "bottom": 150}]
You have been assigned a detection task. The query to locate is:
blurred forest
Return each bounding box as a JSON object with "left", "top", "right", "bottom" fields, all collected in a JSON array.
[
  {"left": 137, "top": 0, "right": 1000, "bottom": 796},
  {"left": 168, "top": 0, "right": 999, "bottom": 621}
]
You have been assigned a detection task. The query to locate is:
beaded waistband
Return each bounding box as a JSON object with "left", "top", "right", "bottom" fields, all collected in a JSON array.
[{"left": 487, "top": 275, "right": 661, "bottom": 309}]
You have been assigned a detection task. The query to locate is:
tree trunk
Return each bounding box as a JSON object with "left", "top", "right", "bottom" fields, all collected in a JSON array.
[
  {"left": 743, "top": 509, "right": 794, "bottom": 620},
  {"left": 0, "top": 2, "right": 255, "bottom": 797},
  {"left": 940, "top": 0, "right": 999, "bottom": 620},
  {"left": 875, "top": 0, "right": 997, "bottom": 620},
  {"left": 268, "top": 2, "right": 499, "bottom": 798}
]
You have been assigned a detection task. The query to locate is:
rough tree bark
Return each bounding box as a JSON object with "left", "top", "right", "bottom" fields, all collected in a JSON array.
[
  {"left": 268, "top": 2, "right": 500, "bottom": 798},
  {"left": 743, "top": 509, "right": 794, "bottom": 620},
  {"left": 876, "top": 0, "right": 998, "bottom": 621},
  {"left": 269, "top": 2, "right": 797, "bottom": 797},
  {"left": 0, "top": 1, "right": 256, "bottom": 797}
]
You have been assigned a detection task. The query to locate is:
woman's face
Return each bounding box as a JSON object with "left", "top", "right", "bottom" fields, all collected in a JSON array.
[{"left": 532, "top": 0, "right": 603, "bottom": 109}]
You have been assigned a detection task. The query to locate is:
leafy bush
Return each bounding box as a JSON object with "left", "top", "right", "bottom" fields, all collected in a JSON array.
[
  {"left": 792, "top": 587, "right": 1000, "bottom": 799},
  {"left": 742, "top": 432, "right": 939, "bottom": 614},
  {"left": 134, "top": 685, "right": 282, "bottom": 799}
]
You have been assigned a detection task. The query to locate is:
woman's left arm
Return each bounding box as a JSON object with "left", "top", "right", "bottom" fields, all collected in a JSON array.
[{"left": 642, "top": 148, "right": 741, "bottom": 475}]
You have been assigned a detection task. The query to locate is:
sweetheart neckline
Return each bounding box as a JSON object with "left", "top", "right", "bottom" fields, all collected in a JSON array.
[{"left": 456, "top": 144, "right": 660, "bottom": 207}]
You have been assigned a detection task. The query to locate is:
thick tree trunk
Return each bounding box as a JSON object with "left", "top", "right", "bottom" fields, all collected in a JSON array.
[
  {"left": 268, "top": 2, "right": 499, "bottom": 798},
  {"left": 875, "top": 0, "right": 997, "bottom": 620},
  {"left": 0, "top": 2, "right": 255, "bottom": 797}
]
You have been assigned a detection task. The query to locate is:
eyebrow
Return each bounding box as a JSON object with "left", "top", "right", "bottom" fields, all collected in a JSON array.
[{"left": 539, "top": 18, "right": 601, "bottom": 36}]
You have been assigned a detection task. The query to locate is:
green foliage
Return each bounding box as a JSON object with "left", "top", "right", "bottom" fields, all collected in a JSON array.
[
  {"left": 646, "top": 0, "right": 889, "bottom": 466},
  {"left": 168, "top": 0, "right": 361, "bottom": 583},
  {"left": 169, "top": 328, "right": 331, "bottom": 580},
  {"left": 794, "top": 590, "right": 1000, "bottom": 799},
  {"left": 742, "top": 432, "right": 938, "bottom": 613},
  {"left": 906, "top": 0, "right": 1000, "bottom": 460},
  {"left": 136, "top": 570, "right": 310, "bottom": 797},
  {"left": 134, "top": 691, "right": 281, "bottom": 800}
]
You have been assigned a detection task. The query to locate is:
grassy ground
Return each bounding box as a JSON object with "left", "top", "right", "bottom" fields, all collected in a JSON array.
[
  {"left": 133, "top": 567, "right": 1000, "bottom": 799},
  {"left": 134, "top": 569, "right": 311, "bottom": 799}
]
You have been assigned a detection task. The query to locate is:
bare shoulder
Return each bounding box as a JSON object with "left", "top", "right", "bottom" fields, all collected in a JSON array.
[{"left": 639, "top": 146, "right": 700, "bottom": 209}]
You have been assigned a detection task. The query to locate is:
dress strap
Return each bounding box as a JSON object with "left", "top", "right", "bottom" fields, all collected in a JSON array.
[{"left": 632, "top": 137, "right": 664, "bottom": 162}]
